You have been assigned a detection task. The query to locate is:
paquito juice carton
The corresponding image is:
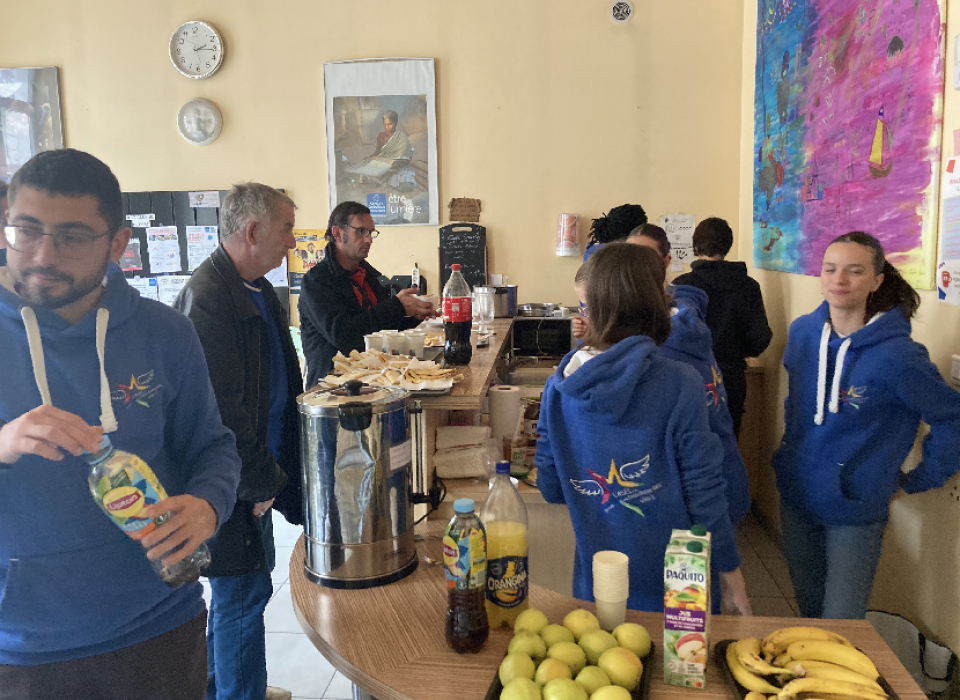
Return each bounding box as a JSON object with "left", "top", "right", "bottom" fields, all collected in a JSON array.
[{"left": 664, "top": 531, "right": 710, "bottom": 689}]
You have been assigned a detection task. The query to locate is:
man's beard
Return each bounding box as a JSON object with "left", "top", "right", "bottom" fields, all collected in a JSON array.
[{"left": 14, "top": 261, "right": 109, "bottom": 311}]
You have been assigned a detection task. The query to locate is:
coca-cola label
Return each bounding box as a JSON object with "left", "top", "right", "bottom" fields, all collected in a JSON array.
[{"left": 442, "top": 296, "right": 472, "bottom": 323}]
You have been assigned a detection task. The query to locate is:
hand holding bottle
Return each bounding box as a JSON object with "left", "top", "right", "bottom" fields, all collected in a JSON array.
[
  {"left": 0, "top": 405, "right": 102, "bottom": 464},
  {"left": 140, "top": 495, "right": 217, "bottom": 567}
]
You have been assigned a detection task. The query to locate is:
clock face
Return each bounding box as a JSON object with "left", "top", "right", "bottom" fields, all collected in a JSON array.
[{"left": 169, "top": 21, "right": 223, "bottom": 79}]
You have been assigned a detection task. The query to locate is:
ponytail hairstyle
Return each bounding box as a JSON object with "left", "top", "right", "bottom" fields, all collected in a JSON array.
[
  {"left": 581, "top": 242, "right": 671, "bottom": 350},
  {"left": 588, "top": 204, "right": 648, "bottom": 245},
  {"left": 829, "top": 231, "right": 920, "bottom": 321}
]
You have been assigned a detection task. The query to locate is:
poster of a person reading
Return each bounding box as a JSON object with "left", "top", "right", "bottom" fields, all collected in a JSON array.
[{"left": 324, "top": 59, "right": 438, "bottom": 226}]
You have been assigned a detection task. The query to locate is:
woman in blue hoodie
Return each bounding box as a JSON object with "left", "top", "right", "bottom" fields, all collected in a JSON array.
[
  {"left": 775, "top": 232, "right": 960, "bottom": 619},
  {"left": 535, "top": 242, "right": 751, "bottom": 614}
]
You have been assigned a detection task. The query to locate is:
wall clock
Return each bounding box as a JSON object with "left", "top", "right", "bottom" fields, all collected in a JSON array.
[
  {"left": 177, "top": 98, "right": 223, "bottom": 146},
  {"left": 169, "top": 20, "right": 224, "bottom": 79}
]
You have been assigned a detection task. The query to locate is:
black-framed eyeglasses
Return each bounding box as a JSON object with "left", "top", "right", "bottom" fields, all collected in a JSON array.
[
  {"left": 342, "top": 224, "right": 380, "bottom": 240},
  {"left": 4, "top": 225, "right": 112, "bottom": 259}
]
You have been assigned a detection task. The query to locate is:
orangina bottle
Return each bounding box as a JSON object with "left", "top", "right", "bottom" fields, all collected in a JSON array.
[
  {"left": 480, "top": 460, "right": 529, "bottom": 628},
  {"left": 86, "top": 435, "right": 211, "bottom": 587}
]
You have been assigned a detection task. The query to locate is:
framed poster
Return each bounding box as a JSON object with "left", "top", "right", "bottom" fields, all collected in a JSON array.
[
  {"left": 324, "top": 58, "right": 438, "bottom": 226},
  {"left": 0, "top": 67, "right": 64, "bottom": 182},
  {"left": 752, "top": 0, "right": 945, "bottom": 289}
]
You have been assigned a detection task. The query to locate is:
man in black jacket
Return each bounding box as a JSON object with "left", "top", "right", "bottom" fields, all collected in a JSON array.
[
  {"left": 175, "top": 183, "right": 302, "bottom": 700},
  {"left": 298, "top": 201, "right": 435, "bottom": 387},
  {"left": 673, "top": 217, "right": 772, "bottom": 436}
]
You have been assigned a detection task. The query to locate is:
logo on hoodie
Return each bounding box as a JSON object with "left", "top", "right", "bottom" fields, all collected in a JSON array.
[
  {"left": 839, "top": 385, "right": 867, "bottom": 408},
  {"left": 112, "top": 370, "right": 162, "bottom": 408},
  {"left": 705, "top": 365, "right": 727, "bottom": 408},
  {"left": 570, "top": 455, "right": 660, "bottom": 517}
]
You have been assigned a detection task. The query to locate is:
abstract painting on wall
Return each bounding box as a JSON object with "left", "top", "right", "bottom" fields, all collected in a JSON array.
[{"left": 753, "top": 0, "right": 945, "bottom": 288}]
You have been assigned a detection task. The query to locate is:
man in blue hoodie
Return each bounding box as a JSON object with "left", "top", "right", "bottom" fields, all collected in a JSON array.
[{"left": 0, "top": 149, "right": 240, "bottom": 699}]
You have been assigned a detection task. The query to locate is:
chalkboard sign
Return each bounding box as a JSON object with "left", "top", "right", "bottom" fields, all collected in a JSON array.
[{"left": 439, "top": 223, "right": 487, "bottom": 290}]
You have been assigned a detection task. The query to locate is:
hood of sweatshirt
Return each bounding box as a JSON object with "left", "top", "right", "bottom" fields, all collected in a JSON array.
[
  {"left": 805, "top": 301, "right": 910, "bottom": 425},
  {"left": 0, "top": 263, "right": 141, "bottom": 432},
  {"left": 553, "top": 335, "right": 660, "bottom": 422},
  {"left": 686, "top": 259, "right": 751, "bottom": 292},
  {"left": 662, "top": 284, "right": 713, "bottom": 363}
]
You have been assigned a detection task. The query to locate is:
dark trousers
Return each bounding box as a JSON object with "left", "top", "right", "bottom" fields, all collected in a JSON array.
[
  {"left": 0, "top": 612, "right": 207, "bottom": 700},
  {"left": 720, "top": 362, "right": 747, "bottom": 438}
]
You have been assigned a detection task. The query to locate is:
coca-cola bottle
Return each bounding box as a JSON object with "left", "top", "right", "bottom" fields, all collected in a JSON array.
[{"left": 442, "top": 264, "right": 473, "bottom": 365}]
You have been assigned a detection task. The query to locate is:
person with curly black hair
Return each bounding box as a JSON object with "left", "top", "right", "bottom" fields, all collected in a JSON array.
[{"left": 582, "top": 203, "right": 647, "bottom": 262}]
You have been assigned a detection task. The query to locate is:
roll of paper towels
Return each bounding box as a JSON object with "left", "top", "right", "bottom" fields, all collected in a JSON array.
[{"left": 488, "top": 385, "right": 522, "bottom": 443}]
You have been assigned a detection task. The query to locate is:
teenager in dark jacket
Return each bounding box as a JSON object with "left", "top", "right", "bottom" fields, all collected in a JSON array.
[
  {"left": 774, "top": 232, "right": 960, "bottom": 619},
  {"left": 673, "top": 218, "right": 772, "bottom": 436}
]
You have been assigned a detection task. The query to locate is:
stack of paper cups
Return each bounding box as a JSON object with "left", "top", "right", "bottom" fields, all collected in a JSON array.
[
  {"left": 556, "top": 213, "right": 580, "bottom": 257},
  {"left": 593, "top": 550, "right": 629, "bottom": 630}
]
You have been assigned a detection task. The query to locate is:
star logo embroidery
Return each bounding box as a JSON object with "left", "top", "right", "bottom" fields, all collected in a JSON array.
[
  {"left": 839, "top": 385, "right": 867, "bottom": 408},
  {"left": 111, "top": 370, "right": 160, "bottom": 409},
  {"left": 570, "top": 456, "right": 650, "bottom": 517},
  {"left": 705, "top": 365, "right": 726, "bottom": 408}
]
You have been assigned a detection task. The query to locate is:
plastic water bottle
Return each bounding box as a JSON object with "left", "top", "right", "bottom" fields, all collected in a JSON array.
[
  {"left": 443, "top": 498, "right": 489, "bottom": 653},
  {"left": 442, "top": 264, "right": 473, "bottom": 365},
  {"left": 86, "top": 435, "right": 211, "bottom": 587},
  {"left": 480, "top": 460, "right": 529, "bottom": 628}
]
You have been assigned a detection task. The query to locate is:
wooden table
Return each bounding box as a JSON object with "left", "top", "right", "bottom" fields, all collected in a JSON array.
[{"left": 290, "top": 523, "right": 925, "bottom": 700}]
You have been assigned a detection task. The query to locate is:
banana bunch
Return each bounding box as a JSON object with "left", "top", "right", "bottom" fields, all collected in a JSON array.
[{"left": 724, "top": 627, "right": 886, "bottom": 700}]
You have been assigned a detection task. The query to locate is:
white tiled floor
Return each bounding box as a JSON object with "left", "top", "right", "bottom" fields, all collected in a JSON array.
[
  {"left": 202, "top": 511, "right": 797, "bottom": 699},
  {"left": 201, "top": 512, "right": 355, "bottom": 700}
]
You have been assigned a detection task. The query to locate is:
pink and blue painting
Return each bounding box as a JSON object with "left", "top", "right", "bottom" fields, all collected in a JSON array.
[{"left": 753, "top": 0, "right": 945, "bottom": 288}]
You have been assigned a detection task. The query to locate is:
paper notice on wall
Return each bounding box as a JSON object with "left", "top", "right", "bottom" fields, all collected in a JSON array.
[
  {"left": 121, "top": 239, "right": 143, "bottom": 271},
  {"left": 157, "top": 275, "right": 190, "bottom": 306},
  {"left": 937, "top": 260, "right": 960, "bottom": 306},
  {"left": 189, "top": 191, "right": 220, "bottom": 208},
  {"left": 126, "top": 213, "right": 155, "bottom": 228},
  {"left": 265, "top": 257, "right": 288, "bottom": 288},
  {"left": 128, "top": 277, "right": 159, "bottom": 302},
  {"left": 660, "top": 213, "right": 695, "bottom": 268},
  {"left": 186, "top": 226, "right": 219, "bottom": 271},
  {"left": 146, "top": 227, "right": 182, "bottom": 274}
]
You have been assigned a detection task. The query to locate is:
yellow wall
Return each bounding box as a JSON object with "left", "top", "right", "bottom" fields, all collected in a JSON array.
[
  {"left": 740, "top": 1, "right": 960, "bottom": 653},
  {"left": 0, "top": 0, "right": 743, "bottom": 307}
]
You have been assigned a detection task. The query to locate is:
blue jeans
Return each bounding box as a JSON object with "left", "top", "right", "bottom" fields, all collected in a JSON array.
[
  {"left": 779, "top": 500, "right": 887, "bottom": 619},
  {"left": 207, "top": 514, "right": 276, "bottom": 700}
]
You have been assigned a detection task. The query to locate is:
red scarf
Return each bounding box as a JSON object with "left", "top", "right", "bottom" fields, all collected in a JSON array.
[{"left": 349, "top": 267, "right": 378, "bottom": 309}]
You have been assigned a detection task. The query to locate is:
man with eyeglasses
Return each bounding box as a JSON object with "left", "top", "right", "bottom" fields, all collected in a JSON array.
[
  {"left": 0, "top": 149, "right": 240, "bottom": 700},
  {"left": 299, "top": 200, "right": 435, "bottom": 387}
]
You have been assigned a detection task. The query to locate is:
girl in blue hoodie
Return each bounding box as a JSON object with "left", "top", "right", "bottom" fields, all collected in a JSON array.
[
  {"left": 775, "top": 232, "right": 960, "bottom": 619},
  {"left": 535, "top": 242, "right": 751, "bottom": 614}
]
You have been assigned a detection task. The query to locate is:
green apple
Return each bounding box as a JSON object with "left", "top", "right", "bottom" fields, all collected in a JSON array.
[
  {"left": 574, "top": 665, "right": 610, "bottom": 695},
  {"left": 535, "top": 658, "right": 573, "bottom": 687},
  {"left": 578, "top": 629, "right": 619, "bottom": 666},
  {"left": 501, "top": 677, "right": 542, "bottom": 700},
  {"left": 509, "top": 631, "right": 548, "bottom": 663},
  {"left": 514, "top": 608, "right": 550, "bottom": 635},
  {"left": 542, "top": 678, "right": 588, "bottom": 700},
  {"left": 597, "top": 647, "right": 643, "bottom": 692},
  {"left": 589, "top": 685, "right": 632, "bottom": 700},
  {"left": 562, "top": 609, "right": 601, "bottom": 641},
  {"left": 547, "top": 641, "right": 587, "bottom": 676},
  {"left": 612, "top": 622, "right": 651, "bottom": 658},
  {"left": 541, "top": 624, "right": 576, "bottom": 647},
  {"left": 499, "top": 652, "right": 536, "bottom": 686}
]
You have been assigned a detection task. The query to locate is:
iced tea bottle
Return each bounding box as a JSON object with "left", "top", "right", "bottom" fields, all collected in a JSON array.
[{"left": 443, "top": 498, "right": 489, "bottom": 653}]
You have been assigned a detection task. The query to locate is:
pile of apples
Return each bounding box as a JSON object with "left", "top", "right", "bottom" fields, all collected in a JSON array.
[{"left": 498, "top": 607, "right": 650, "bottom": 700}]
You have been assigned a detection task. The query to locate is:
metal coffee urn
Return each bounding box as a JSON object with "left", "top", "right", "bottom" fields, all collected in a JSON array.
[{"left": 298, "top": 380, "right": 419, "bottom": 588}]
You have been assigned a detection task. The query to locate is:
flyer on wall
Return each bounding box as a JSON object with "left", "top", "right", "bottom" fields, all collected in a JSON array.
[
  {"left": 324, "top": 58, "right": 439, "bottom": 226},
  {"left": 146, "top": 226, "right": 182, "bottom": 274},
  {"left": 288, "top": 230, "right": 327, "bottom": 293}
]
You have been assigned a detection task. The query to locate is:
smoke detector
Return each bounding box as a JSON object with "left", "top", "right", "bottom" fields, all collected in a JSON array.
[{"left": 611, "top": 0, "right": 634, "bottom": 22}]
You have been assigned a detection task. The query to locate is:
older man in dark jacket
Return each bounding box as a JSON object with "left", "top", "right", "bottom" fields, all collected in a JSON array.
[{"left": 175, "top": 183, "right": 301, "bottom": 700}]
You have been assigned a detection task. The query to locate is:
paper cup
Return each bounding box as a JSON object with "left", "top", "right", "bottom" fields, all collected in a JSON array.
[
  {"left": 593, "top": 550, "right": 629, "bottom": 600},
  {"left": 385, "top": 332, "right": 406, "bottom": 356},
  {"left": 404, "top": 331, "right": 426, "bottom": 359},
  {"left": 594, "top": 597, "right": 627, "bottom": 631},
  {"left": 363, "top": 333, "right": 383, "bottom": 352}
]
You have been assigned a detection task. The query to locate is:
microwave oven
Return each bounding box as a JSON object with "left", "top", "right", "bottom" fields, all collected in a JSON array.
[{"left": 512, "top": 317, "right": 575, "bottom": 357}]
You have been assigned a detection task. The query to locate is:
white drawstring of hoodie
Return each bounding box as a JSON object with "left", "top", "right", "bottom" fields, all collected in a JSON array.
[
  {"left": 19, "top": 303, "right": 119, "bottom": 434},
  {"left": 813, "top": 313, "right": 883, "bottom": 426}
]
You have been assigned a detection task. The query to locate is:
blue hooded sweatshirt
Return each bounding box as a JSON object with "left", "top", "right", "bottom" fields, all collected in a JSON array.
[
  {"left": 661, "top": 284, "right": 750, "bottom": 524},
  {"left": 774, "top": 301, "right": 960, "bottom": 526},
  {"left": 0, "top": 264, "right": 240, "bottom": 665},
  {"left": 534, "top": 334, "right": 740, "bottom": 612}
]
